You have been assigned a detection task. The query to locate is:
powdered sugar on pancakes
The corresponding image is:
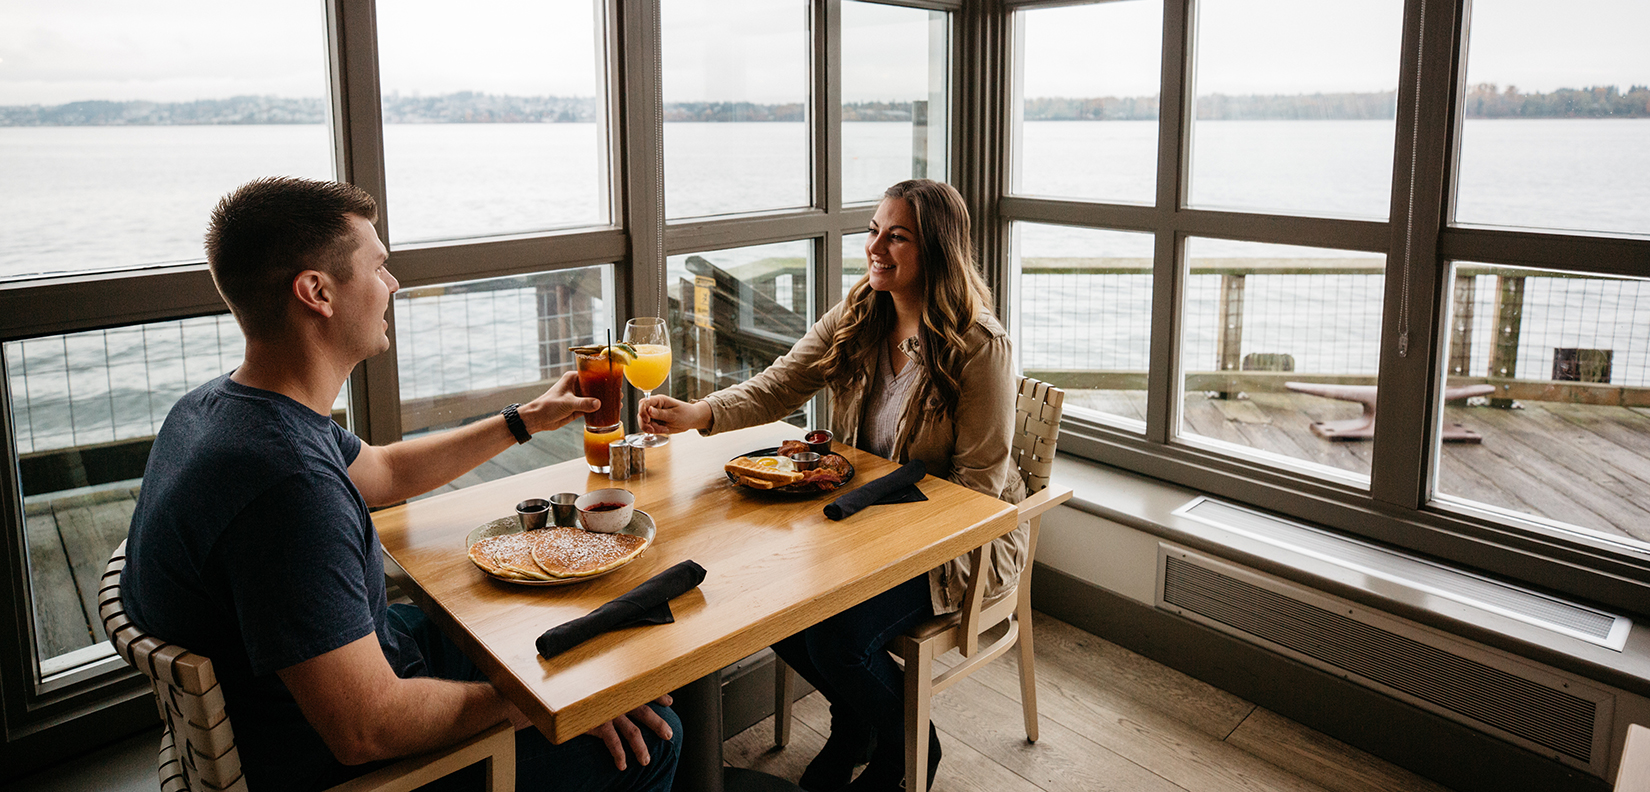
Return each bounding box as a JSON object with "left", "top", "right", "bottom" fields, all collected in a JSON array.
[{"left": 469, "top": 527, "right": 648, "bottom": 581}]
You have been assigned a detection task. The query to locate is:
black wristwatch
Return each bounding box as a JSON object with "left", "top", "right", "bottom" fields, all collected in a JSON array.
[{"left": 500, "top": 403, "right": 532, "bottom": 444}]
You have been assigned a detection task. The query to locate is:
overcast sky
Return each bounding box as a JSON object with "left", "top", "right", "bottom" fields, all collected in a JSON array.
[{"left": 0, "top": 0, "right": 1643, "bottom": 106}]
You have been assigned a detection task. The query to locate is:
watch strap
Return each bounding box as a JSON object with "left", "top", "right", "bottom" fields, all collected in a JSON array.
[{"left": 500, "top": 403, "right": 531, "bottom": 444}]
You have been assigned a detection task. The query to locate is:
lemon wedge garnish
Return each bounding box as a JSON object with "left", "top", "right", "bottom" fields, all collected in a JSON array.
[{"left": 605, "top": 343, "right": 637, "bottom": 365}]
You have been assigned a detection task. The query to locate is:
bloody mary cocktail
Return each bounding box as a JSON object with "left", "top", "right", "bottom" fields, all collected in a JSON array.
[{"left": 574, "top": 348, "right": 626, "bottom": 428}]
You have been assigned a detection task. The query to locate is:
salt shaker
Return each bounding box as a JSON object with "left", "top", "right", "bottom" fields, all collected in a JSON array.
[{"left": 608, "top": 440, "right": 636, "bottom": 481}]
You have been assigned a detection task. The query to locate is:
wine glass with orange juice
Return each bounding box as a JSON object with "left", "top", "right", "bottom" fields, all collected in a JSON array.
[{"left": 622, "top": 317, "right": 672, "bottom": 448}]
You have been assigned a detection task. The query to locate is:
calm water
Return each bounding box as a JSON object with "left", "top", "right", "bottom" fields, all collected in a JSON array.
[{"left": 3, "top": 120, "right": 1647, "bottom": 452}]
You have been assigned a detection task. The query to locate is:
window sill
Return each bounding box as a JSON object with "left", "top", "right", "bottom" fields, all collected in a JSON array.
[{"left": 1044, "top": 450, "right": 1650, "bottom": 702}]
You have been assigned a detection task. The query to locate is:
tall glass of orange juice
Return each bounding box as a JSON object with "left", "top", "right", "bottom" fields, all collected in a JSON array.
[{"left": 623, "top": 317, "right": 672, "bottom": 448}]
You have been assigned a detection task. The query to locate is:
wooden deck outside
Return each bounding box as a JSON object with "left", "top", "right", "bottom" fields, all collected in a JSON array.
[{"left": 1077, "top": 388, "right": 1650, "bottom": 545}]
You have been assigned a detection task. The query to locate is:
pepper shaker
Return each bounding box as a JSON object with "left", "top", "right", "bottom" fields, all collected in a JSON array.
[{"left": 608, "top": 440, "right": 636, "bottom": 481}]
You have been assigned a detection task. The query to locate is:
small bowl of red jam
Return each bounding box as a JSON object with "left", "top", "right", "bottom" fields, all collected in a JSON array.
[
  {"left": 574, "top": 488, "right": 636, "bottom": 533},
  {"left": 805, "top": 429, "right": 833, "bottom": 455}
]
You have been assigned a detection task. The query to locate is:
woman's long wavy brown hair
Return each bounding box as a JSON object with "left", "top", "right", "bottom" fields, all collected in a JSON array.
[{"left": 817, "top": 179, "right": 996, "bottom": 424}]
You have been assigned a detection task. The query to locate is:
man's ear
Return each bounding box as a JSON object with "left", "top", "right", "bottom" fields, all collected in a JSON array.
[{"left": 292, "top": 270, "right": 334, "bottom": 318}]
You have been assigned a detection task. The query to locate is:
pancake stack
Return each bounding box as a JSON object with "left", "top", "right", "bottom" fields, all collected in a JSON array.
[{"left": 469, "top": 527, "right": 649, "bottom": 582}]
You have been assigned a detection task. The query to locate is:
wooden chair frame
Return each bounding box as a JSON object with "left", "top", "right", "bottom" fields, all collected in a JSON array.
[
  {"left": 100, "top": 541, "right": 515, "bottom": 792},
  {"left": 775, "top": 376, "right": 1073, "bottom": 792}
]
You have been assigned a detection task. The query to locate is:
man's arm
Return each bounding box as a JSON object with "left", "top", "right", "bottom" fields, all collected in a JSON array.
[
  {"left": 348, "top": 371, "right": 597, "bottom": 506},
  {"left": 281, "top": 633, "right": 676, "bottom": 770},
  {"left": 278, "top": 633, "right": 518, "bottom": 765}
]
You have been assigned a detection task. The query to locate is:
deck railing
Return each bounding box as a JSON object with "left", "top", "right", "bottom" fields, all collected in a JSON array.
[
  {"left": 9, "top": 259, "right": 1648, "bottom": 493},
  {"left": 1019, "top": 258, "right": 1650, "bottom": 406}
]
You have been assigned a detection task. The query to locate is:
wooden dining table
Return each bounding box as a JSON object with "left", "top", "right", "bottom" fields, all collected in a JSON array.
[{"left": 374, "top": 422, "right": 1018, "bottom": 792}]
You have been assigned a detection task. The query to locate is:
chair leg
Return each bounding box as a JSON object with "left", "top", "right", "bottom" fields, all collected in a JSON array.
[
  {"left": 487, "top": 723, "right": 516, "bottom": 792},
  {"left": 774, "top": 655, "right": 794, "bottom": 748},
  {"left": 1016, "top": 603, "right": 1039, "bottom": 743},
  {"left": 904, "top": 639, "right": 935, "bottom": 792}
]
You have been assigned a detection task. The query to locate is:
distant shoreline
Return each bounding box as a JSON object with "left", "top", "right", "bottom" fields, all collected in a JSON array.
[{"left": 1, "top": 84, "right": 1645, "bottom": 126}]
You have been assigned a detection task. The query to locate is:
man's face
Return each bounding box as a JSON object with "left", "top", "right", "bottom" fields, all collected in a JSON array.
[{"left": 331, "top": 215, "right": 398, "bottom": 360}]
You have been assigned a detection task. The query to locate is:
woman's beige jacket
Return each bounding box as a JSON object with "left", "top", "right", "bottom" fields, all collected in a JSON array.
[{"left": 700, "top": 301, "right": 1028, "bottom": 615}]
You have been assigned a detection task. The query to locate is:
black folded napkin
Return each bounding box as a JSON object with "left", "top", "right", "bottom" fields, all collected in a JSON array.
[
  {"left": 824, "top": 460, "right": 928, "bottom": 521},
  {"left": 535, "top": 560, "right": 707, "bottom": 660}
]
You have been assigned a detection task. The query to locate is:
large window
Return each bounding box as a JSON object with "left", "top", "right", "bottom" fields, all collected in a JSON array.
[
  {"left": 1004, "top": 0, "right": 1650, "bottom": 616},
  {"left": 1015, "top": 222, "right": 1154, "bottom": 432},
  {"left": 1434, "top": 264, "right": 1650, "bottom": 549},
  {"left": 662, "top": 0, "right": 810, "bottom": 218},
  {"left": 1014, "top": 0, "right": 1161, "bottom": 204},
  {"left": 0, "top": 1, "right": 333, "bottom": 281},
  {"left": 377, "top": 0, "right": 610, "bottom": 243},
  {"left": 397, "top": 267, "right": 615, "bottom": 497},
  {"left": 5, "top": 317, "right": 351, "bottom": 687},
  {"left": 1453, "top": 0, "right": 1650, "bottom": 235},
  {"left": 1187, "top": 0, "right": 1403, "bottom": 219},
  {"left": 841, "top": 1, "right": 949, "bottom": 203},
  {"left": 667, "top": 240, "right": 814, "bottom": 422}
]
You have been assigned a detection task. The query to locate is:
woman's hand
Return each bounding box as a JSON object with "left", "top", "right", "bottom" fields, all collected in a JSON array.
[{"left": 639, "top": 395, "right": 712, "bottom": 434}]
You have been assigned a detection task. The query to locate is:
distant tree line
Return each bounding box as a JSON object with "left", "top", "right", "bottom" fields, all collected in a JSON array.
[
  {"left": 1461, "top": 83, "right": 1650, "bottom": 118},
  {"left": 2, "top": 86, "right": 1644, "bottom": 126},
  {"left": 1024, "top": 92, "right": 1398, "bottom": 120},
  {"left": 662, "top": 101, "right": 803, "bottom": 122}
]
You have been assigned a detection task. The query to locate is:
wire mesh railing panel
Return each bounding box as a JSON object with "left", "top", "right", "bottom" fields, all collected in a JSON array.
[{"left": 1457, "top": 273, "right": 1650, "bottom": 388}]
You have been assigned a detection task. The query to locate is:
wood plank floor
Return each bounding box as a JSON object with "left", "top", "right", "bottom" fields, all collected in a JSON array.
[
  {"left": 724, "top": 613, "right": 1459, "bottom": 792},
  {"left": 1070, "top": 389, "right": 1650, "bottom": 544}
]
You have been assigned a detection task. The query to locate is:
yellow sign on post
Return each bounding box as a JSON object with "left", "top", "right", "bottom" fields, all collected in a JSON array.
[{"left": 693, "top": 275, "right": 714, "bottom": 329}]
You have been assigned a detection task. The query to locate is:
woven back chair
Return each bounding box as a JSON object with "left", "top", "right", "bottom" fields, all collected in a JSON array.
[
  {"left": 773, "top": 376, "right": 1072, "bottom": 792},
  {"left": 100, "top": 541, "right": 515, "bottom": 792}
]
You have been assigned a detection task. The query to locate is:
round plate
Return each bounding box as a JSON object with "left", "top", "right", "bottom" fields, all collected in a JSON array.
[
  {"left": 726, "top": 447, "right": 855, "bottom": 494},
  {"left": 465, "top": 510, "right": 656, "bottom": 586}
]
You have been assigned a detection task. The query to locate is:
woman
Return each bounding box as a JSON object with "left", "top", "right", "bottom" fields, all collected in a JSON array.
[{"left": 641, "top": 179, "right": 1027, "bottom": 792}]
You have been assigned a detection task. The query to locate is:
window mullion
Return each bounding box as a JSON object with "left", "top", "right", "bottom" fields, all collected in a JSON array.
[
  {"left": 816, "top": 0, "right": 840, "bottom": 222},
  {"left": 1144, "top": 0, "right": 1194, "bottom": 446},
  {"left": 326, "top": 0, "right": 401, "bottom": 447},
  {"left": 1367, "top": 0, "right": 1465, "bottom": 509}
]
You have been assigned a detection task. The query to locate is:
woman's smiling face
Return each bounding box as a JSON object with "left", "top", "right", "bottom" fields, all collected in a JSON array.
[{"left": 865, "top": 197, "right": 924, "bottom": 300}]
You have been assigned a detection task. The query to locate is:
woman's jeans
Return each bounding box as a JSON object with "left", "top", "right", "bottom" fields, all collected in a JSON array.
[{"left": 771, "top": 574, "right": 934, "bottom": 753}]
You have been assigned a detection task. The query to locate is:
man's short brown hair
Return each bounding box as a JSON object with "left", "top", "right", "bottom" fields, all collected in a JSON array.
[{"left": 205, "top": 177, "right": 378, "bottom": 338}]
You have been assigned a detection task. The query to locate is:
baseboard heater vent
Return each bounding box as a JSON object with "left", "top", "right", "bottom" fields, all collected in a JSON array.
[{"left": 1157, "top": 544, "right": 1614, "bottom": 776}]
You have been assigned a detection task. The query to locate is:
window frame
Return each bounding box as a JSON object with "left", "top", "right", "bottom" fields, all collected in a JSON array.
[
  {"left": 0, "top": 0, "right": 960, "bottom": 771},
  {"left": 997, "top": 0, "right": 1650, "bottom": 615}
]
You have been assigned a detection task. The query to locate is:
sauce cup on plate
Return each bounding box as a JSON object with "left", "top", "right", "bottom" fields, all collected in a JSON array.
[
  {"left": 805, "top": 429, "right": 833, "bottom": 455},
  {"left": 575, "top": 488, "right": 636, "bottom": 533}
]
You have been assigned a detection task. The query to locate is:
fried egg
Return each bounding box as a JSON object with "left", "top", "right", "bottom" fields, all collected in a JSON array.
[{"left": 751, "top": 455, "right": 795, "bottom": 472}]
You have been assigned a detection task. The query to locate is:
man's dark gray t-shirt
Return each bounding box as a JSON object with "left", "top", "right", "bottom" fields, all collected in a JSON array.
[{"left": 123, "top": 373, "right": 420, "bottom": 791}]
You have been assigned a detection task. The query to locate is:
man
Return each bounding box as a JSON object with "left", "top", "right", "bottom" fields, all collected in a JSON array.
[{"left": 121, "top": 177, "right": 679, "bottom": 792}]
